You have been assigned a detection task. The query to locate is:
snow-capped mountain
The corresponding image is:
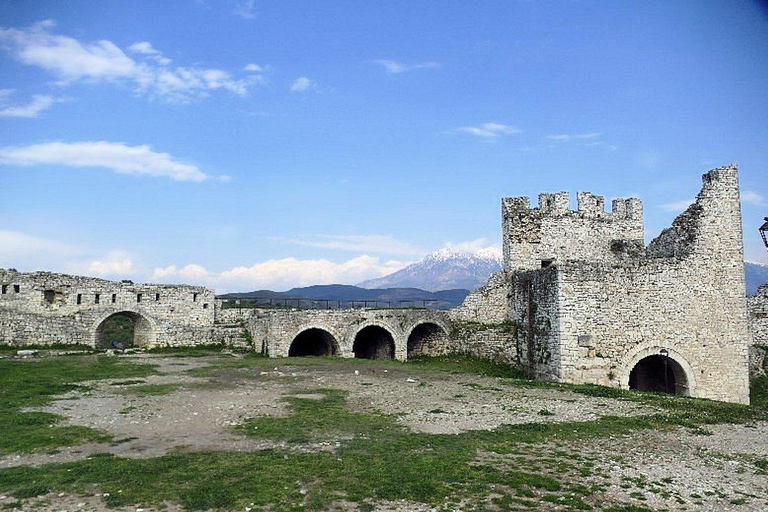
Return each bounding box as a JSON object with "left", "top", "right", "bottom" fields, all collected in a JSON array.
[
  {"left": 358, "top": 249, "right": 768, "bottom": 295},
  {"left": 357, "top": 247, "right": 503, "bottom": 292}
]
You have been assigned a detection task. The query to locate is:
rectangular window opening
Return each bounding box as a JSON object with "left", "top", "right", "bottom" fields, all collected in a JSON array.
[
  {"left": 13, "top": 284, "right": 20, "bottom": 293},
  {"left": 541, "top": 259, "right": 554, "bottom": 268},
  {"left": 193, "top": 292, "right": 198, "bottom": 302},
  {"left": 76, "top": 294, "right": 82, "bottom": 305},
  {"left": 155, "top": 293, "right": 160, "bottom": 301},
  {"left": 1, "top": 285, "right": 7, "bottom": 294},
  {"left": 137, "top": 293, "right": 142, "bottom": 303},
  {"left": 95, "top": 293, "right": 100, "bottom": 304},
  {"left": 203, "top": 303, "right": 209, "bottom": 309},
  {"left": 44, "top": 290, "right": 55, "bottom": 304},
  {"left": 111, "top": 293, "right": 117, "bottom": 304}
]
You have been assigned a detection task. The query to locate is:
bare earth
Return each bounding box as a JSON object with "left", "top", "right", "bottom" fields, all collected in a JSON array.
[{"left": 1, "top": 353, "right": 766, "bottom": 511}]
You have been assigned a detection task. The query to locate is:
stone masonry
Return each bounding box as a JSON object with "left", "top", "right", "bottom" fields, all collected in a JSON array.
[
  {"left": 452, "top": 165, "right": 753, "bottom": 404},
  {"left": 748, "top": 284, "right": 768, "bottom": 377},
  {"left": 0, "top": 269, "right": 450, "bottom": 361},
  {"left": 0, "top": 165, "right": 761, "bottom": 404}
]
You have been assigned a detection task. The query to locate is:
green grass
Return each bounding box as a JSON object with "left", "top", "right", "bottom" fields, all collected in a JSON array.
[
  {"left": 0, "top": 354, "right": 766, "bottom": 511},
  {"left": 0, "top": 356, "right": 155, "bottom": 454}
]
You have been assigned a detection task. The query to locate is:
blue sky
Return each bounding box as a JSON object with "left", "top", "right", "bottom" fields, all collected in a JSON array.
[{"left": 1, "top": 1, "right": 767, "bottom": 292}]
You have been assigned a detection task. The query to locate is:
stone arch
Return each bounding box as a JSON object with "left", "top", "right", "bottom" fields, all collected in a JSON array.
[
  {"left": 288, "top": 327, "right": 339, "bottom": 357},
  {"left": 352, "top": 324, "right": 396, "bottom": 359},
  {"left": 406, "top": 322, "right": 449, "bottom": 358},
  {"left": 620, "top": 345, "right": 696, "bottom": 397},
  {"left": 93, "top": 310, "right": 156, "bottom": 348}
]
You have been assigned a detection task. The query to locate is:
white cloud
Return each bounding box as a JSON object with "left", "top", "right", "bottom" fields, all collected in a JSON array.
[
  {"left": 277, "top": 235, "right": 424, "bottom": 256},
  {"left": 456, "top": 122, "right": 522, "bottom": 139},
  {"left": 546, "top": 132, "right": 602, "bottom": 142},
  {"left": 233, "top": 0, "right": 256, "bottom": 19},
  {"left": 152, "top": 255, "right": 408, "bottom": 292},
  {"left": 372, "top": 59, "right": 440, "bottom": 74},
  {"left": 0, "top": 141, "right": 210, "bottom": 181},
  {"left": 290, "top": 76, "right": 316, "bottom": 92},
  {"left": 0, "top": 93, "right": 56, "bottom": 118},
  {"left": 86, "top": 251, "right": 134, "bottom": 276},
  {"left": 127, "top": 41, "right": 171, "bottom": 65},
  {"left": 152, "top": 263, "right": 208, "bottom": 281},
  {"left": 742, "top": 190, "right": 767, "bottom": 207},
  {"left": 243, "top": 63, "right": 263, "bottom": 72},
  {"left": 0, "top": 229, "right": 79, "bottom": 261},
  {"left": 0, "top": 20, "right": 264, "bottom": 102},
  {"left": 128, "top": 41, "right": 159, "bottom": 55},
  {"left": 659, "top": 199, "right": 693, "bottom": 212}
]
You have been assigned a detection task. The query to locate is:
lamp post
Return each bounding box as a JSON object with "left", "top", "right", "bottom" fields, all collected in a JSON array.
[
  {"left": 659, "top": 348, "right": 670, "bottom": 394},
  {"left": 760, "top": 217, "right": 768, "bottom": 251}
]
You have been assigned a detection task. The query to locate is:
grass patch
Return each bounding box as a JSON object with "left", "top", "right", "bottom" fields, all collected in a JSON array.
[
  {"left": 407, "top": 354, "right": 526, "bottom": 379},
  {"left": 0, "top": 356, "right": 155, "bottom": 454},
  {"left": 1, "top": 354, "right": 766, "bottom": 510}
]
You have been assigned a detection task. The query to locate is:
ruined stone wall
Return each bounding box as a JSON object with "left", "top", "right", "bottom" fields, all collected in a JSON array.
[
  {"left": 450, "top": 323, "right": 517, "bottom": 363},
  {"left": 0, "top": 270, "right": 215, "bottom": 347},
  {"left": 449, "top": 271, "right": 509, "bottom": 323},
  {"left": 548, "top": 167, "right": 751, "bottom": 403},
  {"left": 748, "top": 284, "right": 768, "bottom": 377},
  {"left": 502, "top": 192, "right": 643, "bottom": 271}
]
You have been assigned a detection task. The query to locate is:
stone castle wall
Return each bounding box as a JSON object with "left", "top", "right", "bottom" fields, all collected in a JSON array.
[
  {"left": 495, "top": 165, "right": 752, "bottom": 403},
  {"left": 748, "top": 284, "right": 768, "bottom": 377},
  {"left": 0, "top": 270, "right": 215, "bottom": 347}
]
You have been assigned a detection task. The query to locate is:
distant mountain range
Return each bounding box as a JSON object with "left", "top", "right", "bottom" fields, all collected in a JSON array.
[
  {"left": 220, "top": 250, "right": 768, "bottom": 309},
  {"left": 746, "top": 261, "right": 768, "bottom": 295},
  {"left": 218, "top": 284, "right": 470, "bottom": 310},
  {"left": 358, "top": 247, "right": 503, "bottom": 292}
]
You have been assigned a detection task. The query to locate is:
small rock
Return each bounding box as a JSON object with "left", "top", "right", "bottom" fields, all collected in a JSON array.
[
  {"left": 354, "top": 370, "right": 360, "bottom": 376},
  {"left": 406, "top": 378, "right": 417, "bottom": 383},
  {"left": 17, "top": 349, "right": 38, "bottom": 357}
]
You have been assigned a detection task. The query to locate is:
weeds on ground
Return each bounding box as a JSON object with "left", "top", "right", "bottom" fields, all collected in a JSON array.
[
  {"left": 0, "top": 356, "right": 155, "bottom": 453},
  {"left": 0, "top": 354, "right": 766, "bottom": 511}
]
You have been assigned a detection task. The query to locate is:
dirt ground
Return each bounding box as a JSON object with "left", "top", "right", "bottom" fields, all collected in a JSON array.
[{"left": 1, "top": 353, "right": 766, "bottom": 511}]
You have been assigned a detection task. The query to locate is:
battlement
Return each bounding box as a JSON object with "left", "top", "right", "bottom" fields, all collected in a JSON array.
[
  {"left": 502, "top": 191, "right": 645, "bottom": 270},
  {"left": 503, "top": 192, "right": 643, "bottom": 220}
]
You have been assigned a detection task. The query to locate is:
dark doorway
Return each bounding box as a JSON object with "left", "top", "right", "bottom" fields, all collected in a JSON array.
[
  {"left": 353, "top": 325, "right": 395, "bottom": 359},
  {"left": 629, "top": 354, "right": 687, "bottom": 395},
  {"left": 289, "top": 328, "right": 337, "bottom": 357},
  {"left": 407, "top": 323, "right": 447, "bottom": 358},
  {"left": 95, "top": 312, "right": 153, "bottom": 348}
]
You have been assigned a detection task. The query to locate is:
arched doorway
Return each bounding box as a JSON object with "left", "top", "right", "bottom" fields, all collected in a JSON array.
[
  {"left": 95, "top": 311, "right": 154, "bottom": 348},
  {"left": 353, "top": 325, "right": 395, "bottom": 359},
  {"left": 289, "top": 328, "right": 338, "bottom": 357},
  {"left": 407, "top": 323, "right": 447, "bottom": 358},
  {"left": 628, "top": 354, "right": 689, "bottom": 396}
]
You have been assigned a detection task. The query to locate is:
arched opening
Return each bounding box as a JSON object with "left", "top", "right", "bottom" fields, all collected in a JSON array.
[
  {"left": 95, "top": 312, "right": 154, "bottom": 349},
  {"left": 407, "top": 323, "right": 448, "bottom": 358},
  {"left": 629, "top": 354, "right": 689, "bottom": 396},
  {"left": 289, "top": 328, "right": 338, "bottom": 357},
  {"left": 353, "top": 325, "right": 395, "bottom": 359}
]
